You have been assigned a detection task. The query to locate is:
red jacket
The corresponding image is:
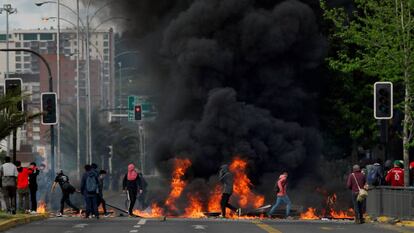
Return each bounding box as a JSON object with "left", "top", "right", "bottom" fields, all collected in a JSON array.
[
  {"left": 347, "top": 171, "right": 366, "bottom": 193},
  {"left": 17, "top": 167, "right": 32, "bottom": 189},
  {"left": 276, "top": 174, "right": 288, "bottom": 197},
  {"left": 386, "top": 167, "right": 404, "bottom": 187}
]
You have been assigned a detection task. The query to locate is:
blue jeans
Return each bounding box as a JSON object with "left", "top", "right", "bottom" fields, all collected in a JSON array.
[
  {"left": 268, "top": 195, "right": 291, "bottom": 217},
  {"left": 85, "top": 194, "right": 98, "bottom": 217}
]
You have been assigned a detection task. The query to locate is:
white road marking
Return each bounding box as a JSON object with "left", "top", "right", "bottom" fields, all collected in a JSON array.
[
  {"left": 73, "top": 223, "right": 88, "bottom": 228},
  {"left": 129, "top": 230, "right": 139, "bottom": 233},
  {"left": 134, "top": 225, "right": 141, "bottom": 228},
  {"left": 192, "top": 225, "right": 207, "bottom": 230},
  {"left": 138, "top": 219, "right": 146, "bottom": 225}
]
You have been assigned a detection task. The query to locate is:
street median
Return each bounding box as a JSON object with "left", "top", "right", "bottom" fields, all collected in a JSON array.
[{"left": 0, "top": 213, "right": 48, "bottom": 232}]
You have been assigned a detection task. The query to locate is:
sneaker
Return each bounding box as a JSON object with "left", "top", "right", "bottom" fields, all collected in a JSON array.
[
  {"left": 217, "top": 215, "right": 226, "bottom": 218},
  {"left": 56, "top": 213, "right": 63, "bottom": 217},
  {"left": 104, "top": 213, "right": 111, "bottom": 217},
  {"left": 236, "top": 208, "right": 242, "bottom": 217},
  {"left": 30, "top": 211, "right": 37, "bottom": 215}
]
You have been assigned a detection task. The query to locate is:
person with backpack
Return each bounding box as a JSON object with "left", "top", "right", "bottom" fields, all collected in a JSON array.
[
  {"left": 268, "top": 171, "right": 292, "bottom": 218},
  {"left": 347, "top": 165, "right": 367, "bottom": 224},
  {"left": 367, "top": 159, "right": 384, "bottom": 187},
  {"left": 52, "top": 170, "right": 79, "bottom": 217},
  {"left": 122, "top": 163, "right": 144, "bottom": 216},
  {"left": 218, "top": 164, "right": 241, "bottom": 218},
  {"left": 81, "top": 165, "right": 100, "bottom": 219}
]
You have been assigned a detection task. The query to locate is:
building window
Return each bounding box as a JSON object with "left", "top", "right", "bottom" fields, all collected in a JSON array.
[
  {"left": 24, "top": 64, "right": 30, "bottom": 69},
  {"left": 15, "top": 56, "right": 21, "bottom": 62},
  {"left": 15, "top": 42, "right": 21, "bottom": 48},
  {"left": 103, "top": 48, "right": 109, "bottom": 54},
  {"left": 23, "top": 42, "right": 30, "bottom": 47},
  {"left": 95, "top": 41, "right": 98, "bottom": 46},
  {"left": 40, "top": 33, "right": 53, "bottom": 40},
  {"left": 24, "top": 56, "right": 30, "bottom": 62},
  {"left": 103, "top": 34, "right": 109, "bottom": 40},
  {"left": 103, "top": 41, "right": 109, "bottom": 47},
  {"left": 16, "top": 63, "right": 21, "bottom": 69},
  {"left": 104, "top": 55, "right": 109, "bottom": 60},
  {"left": 0, "top": 34, "right": 6, "bottom": 41},
  {"left": 23, "top": 33, "right": 38, "bottom": 41}
]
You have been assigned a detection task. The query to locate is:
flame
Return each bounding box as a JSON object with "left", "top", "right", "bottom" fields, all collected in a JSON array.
[
  {"left": 184, "top": 194, "right": 205, "bottom": 218},
  {"left": 133, "top": 203, "right": 165, "bottom": 218},
  {"left": 37, "top": 201, "right": 47, "bottom": 214},
  {"left": 165, "top": 158, "right": 192, "bottom": 211},
  {"left": 207, "top": 185, "right": 222, "bottom": 212},
  {"left": 229, "top": 157, "right": 264, "bottom": 209},
  {"left": 300, "top": 208, "right": 319, "bottom": 220},
  {"left": 330, "top": 208, "right": 354, "bottom": 219}
]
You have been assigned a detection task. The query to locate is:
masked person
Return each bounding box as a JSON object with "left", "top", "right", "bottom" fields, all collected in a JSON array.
[
  {"left": 52, "top": 170, "right": 79, "bottom": 217},
  {"left": 218, "top": 164, "right": 241, "bottom": 218},
  {"left": 0, "top": 157, "right": 18, "bottom": 214},
  {"left": 268, "top": 171, "right": 292, "bottom": 218},
  {"left": 122, "top": 163, "right": 143, "bottom": 216},
  {"left": 28, "top": 162, "right": 40, "bottom": 214}
]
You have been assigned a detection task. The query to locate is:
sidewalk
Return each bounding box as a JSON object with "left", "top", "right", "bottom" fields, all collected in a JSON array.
[{"left": 0, "top": 213, "right": 48, "bottom": 232}]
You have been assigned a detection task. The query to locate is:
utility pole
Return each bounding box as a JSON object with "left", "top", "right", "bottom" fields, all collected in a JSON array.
[
  {"left": 118, "top": 62, "right": 122, "bottom": 117},
  {"left": 76, "top": 0, "right": 81, "bottom": 178},
  {"left": 86, "top": 14, "right": 92, "bottom": 164},
  {"left": 56, "top": 0, "right": 61, "bottom": 170}
]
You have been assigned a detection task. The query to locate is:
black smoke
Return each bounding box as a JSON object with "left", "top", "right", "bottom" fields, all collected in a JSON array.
[{"left": 97, "top": 0, "right": 339, "bottom": 188}]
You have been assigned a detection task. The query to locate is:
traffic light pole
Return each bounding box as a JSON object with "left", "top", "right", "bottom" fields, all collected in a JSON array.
[{"left": 0, "top": 48, "right": 55, "bottom": 178}]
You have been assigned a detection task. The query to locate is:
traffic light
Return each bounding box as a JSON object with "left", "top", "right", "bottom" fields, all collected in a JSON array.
[
  {"left": 134, "top": 105, "right": 142, "bottom": 120},
  {"left": 41, "top": 92, "right": 57, "bottom": 125},
  {"left": 5, "top": 78, "right": 23, "bottom": 112},
  {"left": 374, "top": 82, "right": 393, "bottom": 119}
]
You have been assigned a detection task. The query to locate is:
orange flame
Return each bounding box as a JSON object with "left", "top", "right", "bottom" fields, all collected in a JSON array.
[
  {"left": 165, "top": 158, "right": 192, "bottom": 211},
  {"left": 184, "top": 194, "right": 205, "bottom": 218},
  {"left": 37, "top": 201, "right": 47, "bottom": 214},
  {"left": 300, "top": 208, "right": 319, "bottom": 220},
  {"left": 330, "top": 208, "right": 354, "bottom": 219},
  {"left": 207, "top": 185, "right": 222, "bottom": 212},
  {"left": 229, "top": 157, "right": 264, "bottom": 209},
  {"left": 133, "top": 203, "right": 165, "bottom": 218}
]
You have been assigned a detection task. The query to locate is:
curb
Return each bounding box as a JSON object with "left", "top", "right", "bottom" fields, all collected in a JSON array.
[
  {"left": 0, "top": 214, "right": 48, "bottom": 232},
  {"left": 396, "top": 221, "right": 414, "bottom": 228}
]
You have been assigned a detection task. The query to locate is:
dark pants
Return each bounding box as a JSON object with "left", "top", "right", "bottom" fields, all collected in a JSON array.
[
  {"left": 29, "top": 187, "right": 37, "bottom": 211},
  {"left": 352, "top": 192, "right": 364, "bottom": 222},
  {"left": 85, "top": 194, "right": 98, "bottom": 217},
  {"left": 17, "top": 188, "right": 30, "bottom": 211},
  {"left": 220, "top": 193, "right": 237, "bottom": 217},
  {"left": 3, "top": 186, "right": 16, "bottom": 213},
  {"left": 97, "top": 194, "right": 107, "bottom": 214},
  {"left": 60, "top": 190, "right": 79, "bottom": 214},
  {"left": 128, "top": 189, "right": 137, "bottom": 215}
]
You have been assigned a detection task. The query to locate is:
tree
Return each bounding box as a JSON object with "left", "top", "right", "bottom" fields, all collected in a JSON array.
[{"left": 322, "top": 0, "right": 414, "bottom": 185}]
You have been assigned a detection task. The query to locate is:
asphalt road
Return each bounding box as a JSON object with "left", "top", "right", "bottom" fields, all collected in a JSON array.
[{"left": 3, "top": 217, "right": 414, "bottom": 233}]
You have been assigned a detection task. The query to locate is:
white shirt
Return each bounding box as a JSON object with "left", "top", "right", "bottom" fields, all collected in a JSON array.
[{"left": 0, "top": 163, "right": 18, "bottom": 177}]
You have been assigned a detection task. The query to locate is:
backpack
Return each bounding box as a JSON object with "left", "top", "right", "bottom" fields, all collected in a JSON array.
[
  {"left": 367, "top": 165, "right": 381, "bottom": 186},
  {"left": 86, "top": 173, "right": 98, "bottom": 193}
]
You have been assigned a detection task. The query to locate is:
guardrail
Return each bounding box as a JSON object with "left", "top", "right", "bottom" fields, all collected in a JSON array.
[{"left": 367, "top": 186, "right": 414, "bottom": 219}]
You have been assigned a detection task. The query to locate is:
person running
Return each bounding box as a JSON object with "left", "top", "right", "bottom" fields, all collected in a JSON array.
[
  {"left": 218, "top": 164, "right": 240, "bottom": 218},
  {"left": 0, "top": 157, "right": 18, "bottom": 214},
  {"left": 385, "top": 160, "right": 404, "bottom": 187},
  {"left": 347, "top": 165, "right": 367, "bottom": 224},
  {"left": 16, "top": 161, "right": 32, "bottom": 213},
  {"left": 81, "top": 165, "right": 100, "bottom": 219},
  {"left": 52, "top": 170, "right": 79, "bottom": 217},
  {"left": 28, "top": 162, "right": 39, "bottom": 214},
  {"left": 268, "top": 171, "right": 292, "bottom": 218},
  {"left": 122, "top": 163, "right": 144, "bottom": 216},
  {"left": 98, "top": 170, "right": 110, "bottom": 217}
]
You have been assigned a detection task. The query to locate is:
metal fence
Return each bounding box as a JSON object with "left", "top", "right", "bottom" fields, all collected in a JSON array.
[{"left": 367, "top": 186, "right": 414, "bottom": 219}]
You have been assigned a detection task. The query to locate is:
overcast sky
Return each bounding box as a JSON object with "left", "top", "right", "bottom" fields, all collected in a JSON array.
[{"left": 0, "top": 0, "right": 117, "bottom": 32}]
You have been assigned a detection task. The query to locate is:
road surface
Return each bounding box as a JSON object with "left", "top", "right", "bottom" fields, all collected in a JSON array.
[{"left": 4, "top": 217, "right": 414, "bottom": 233}]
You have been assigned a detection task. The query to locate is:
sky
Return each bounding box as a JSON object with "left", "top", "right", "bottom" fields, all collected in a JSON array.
[{"left": 0, "top": 0, "right": 117, "bottom": 32}]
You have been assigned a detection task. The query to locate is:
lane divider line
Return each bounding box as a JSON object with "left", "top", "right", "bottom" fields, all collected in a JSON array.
[
  {"left": 138, "top": 219, "right": 147, "bottom": 225},
  {"left": 254, "top": 221, "right": 283, "bottom": 233}
]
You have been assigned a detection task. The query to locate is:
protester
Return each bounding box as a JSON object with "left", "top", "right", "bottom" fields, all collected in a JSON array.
[
  {"left": 98, "top": 170, "right": 110, "bottom": 217},
  {"left": 81, "top": 165, "right": 100, "bottom": 219},
  {"left": 218, "top": 164, "right": 240, "bottom": 218},
  {"left": 52, "top": 170, "right": 79, "bottom": 217},
  {"left": 385, "top": 160, "right": 404, "bottom": 187},
  {"left": 347, "top": 165, "right": 367, "bottom": 224},
  {"left": 367, "top": 159, "right": 384, "bottom": 187},
  {"left": 268, "top": 171, "right": 292, "bottom": 218},
  {"left": 122, "top": 163, "right": 144, "bottom": 216},
  {"left": 0, "top": 157, "right": 18, "bottom": 214},
  {"left": 28, "top": 162, "right": 40, "bottom": 213},
  {"left": 16, "top": 161, "right": 32, "bottom": 213}
]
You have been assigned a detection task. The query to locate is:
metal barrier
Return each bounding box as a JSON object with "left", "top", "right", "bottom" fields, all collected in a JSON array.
[{"left": 367, "top": 186, "right": 414, "bottom": 219}]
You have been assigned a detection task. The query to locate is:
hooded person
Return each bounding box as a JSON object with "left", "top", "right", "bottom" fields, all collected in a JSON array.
[
  {"left": 268, "top": 171, "right": 292, "bottom": 218},
  {"left": 218, "top": 164, "right": 240, "bottom": 218},
  {"left": 81, "top": 165, "right": 100, "bottom": 219},
  {"left": 122, "top": 163, "right": 143, "bottom": 216},
  {"left": 52, "top": 170, "right": 79, "bottom": 217}
]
